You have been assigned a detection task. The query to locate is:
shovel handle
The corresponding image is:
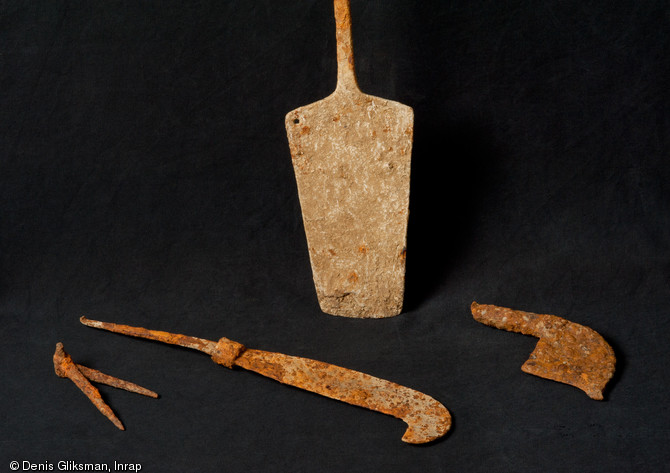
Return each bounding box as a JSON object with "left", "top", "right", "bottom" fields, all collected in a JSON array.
[{"left": 334, "top": 0, "right": 359, "bottom": 92}]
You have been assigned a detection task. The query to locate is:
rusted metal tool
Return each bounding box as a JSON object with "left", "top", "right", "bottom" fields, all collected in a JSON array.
[
  {"left": 53, "top": 342, "right": 158, "bottom": 430},
  {"left": 471, "top": 302, "right": 616, "bottom": 400},
  {"left": 285, "top": 0, "right": 413, "bottom": 318},
  {"left": 80, "top": 317, "right": 451, "bottom": 443}
]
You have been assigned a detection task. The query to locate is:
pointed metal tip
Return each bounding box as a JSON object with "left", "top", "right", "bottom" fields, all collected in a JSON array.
[
  {"left": 112, "top": 417, "right": 125, "bottom": 431},
  {"left": 80, "top": 316, "right": 108, "bottom": 330}
]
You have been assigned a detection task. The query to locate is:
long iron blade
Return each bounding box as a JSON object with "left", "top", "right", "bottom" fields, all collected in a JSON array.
[{"left": 80, "top": 317, "right": 451, "bottom": 443}]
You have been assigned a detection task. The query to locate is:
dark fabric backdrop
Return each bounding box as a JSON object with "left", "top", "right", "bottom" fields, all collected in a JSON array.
[{"left": 2, "top": 1, "right": 668, "bottom": 471}]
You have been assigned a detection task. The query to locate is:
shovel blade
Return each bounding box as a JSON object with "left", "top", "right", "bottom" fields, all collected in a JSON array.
[{"left": 286, "top": 90, "right": 413, "bottom": 318}]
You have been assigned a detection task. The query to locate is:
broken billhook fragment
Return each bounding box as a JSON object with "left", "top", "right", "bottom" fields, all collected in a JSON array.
[
  {"left": 53, "top": 342, "right": 158, "bottom": 430},
  {"left": 471, "top": 302, "right": 616, "bottom": 400},
  {"left": 80, "top": 316, "right": 451, "bottom": 444}
]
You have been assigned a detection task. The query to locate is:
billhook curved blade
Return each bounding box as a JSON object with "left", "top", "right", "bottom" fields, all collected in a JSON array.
[
  {"left": 471, "top": 302, "right": 616, "bottom": 400},
  {"left": 80, "top": 317, "right": 451, "bottom": 444}
]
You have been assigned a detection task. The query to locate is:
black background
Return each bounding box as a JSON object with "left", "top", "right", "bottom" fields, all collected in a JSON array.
[{"left": 2, "top": 1, "right": 669, "bottom": 471}]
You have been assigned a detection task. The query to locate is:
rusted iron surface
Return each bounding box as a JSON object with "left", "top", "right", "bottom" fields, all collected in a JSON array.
[
  {"left": 285, "top": 0, "right": 413, "bottom": 318},
  {"left": 53, "top": 342, "right": 158, "bottom": 430},
  {"left": 237, "top": 349, "right": 449, "bottom": 443},
  {"left": 76, "top": 365, "right": 159, "bottom": 398},
  {"left": 471, "top": 302, "right": 616, "bottom": 400},
  {"left": 81, "top": 317, "right": 450, "bottom": 443},
  {"left": 80, "top": 317, "right": 217, "bottom": 353}
]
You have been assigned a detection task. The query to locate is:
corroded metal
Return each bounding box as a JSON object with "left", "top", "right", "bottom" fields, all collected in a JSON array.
[
  {"left": 285, "top": 0, "right": 413, "bottom": 318},
  {"left": 80, "top": 317, "right": 450, "bottom": 443},
  {"left": 471, "top": 302, "right": 616, "bottom": 400},
  {"left": 53, "top": 342, "right": 158, "bottom": 430}
]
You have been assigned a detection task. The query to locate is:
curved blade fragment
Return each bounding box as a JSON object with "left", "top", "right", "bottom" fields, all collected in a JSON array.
[
  {"left": 471, "top": 302, "right": 616, "bottom": 400},
  {"left": 236, "top": 349, "right": 451, "bottom": 444}
]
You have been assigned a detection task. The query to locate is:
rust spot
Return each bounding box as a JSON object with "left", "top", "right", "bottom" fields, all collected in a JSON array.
[
  {"left": 350, "top": 389, "right": 369, "bottom": 402},
  {"left": 347, "top": 271, "right": 359, "bottom": 284},
  {"left": 328, "top": 248, "right": 337, "bottom": 256},
  {"left": 337, "top": 165, "right": 348, "bottom": 179},
  {"left": 332, "top": 115, "right": 340, "bottom": 122},
  {"left": 358, "top": 245, "right": 368, "bottom": 254},
  {"left": 371, "top": 130, "right": 377, "bottom": 137},
  {"left": 471, "top": 302, "right": 616, "bottom": 400},
  {"left": 301, "top": 126, "right": 311, "bottom": 135}
]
